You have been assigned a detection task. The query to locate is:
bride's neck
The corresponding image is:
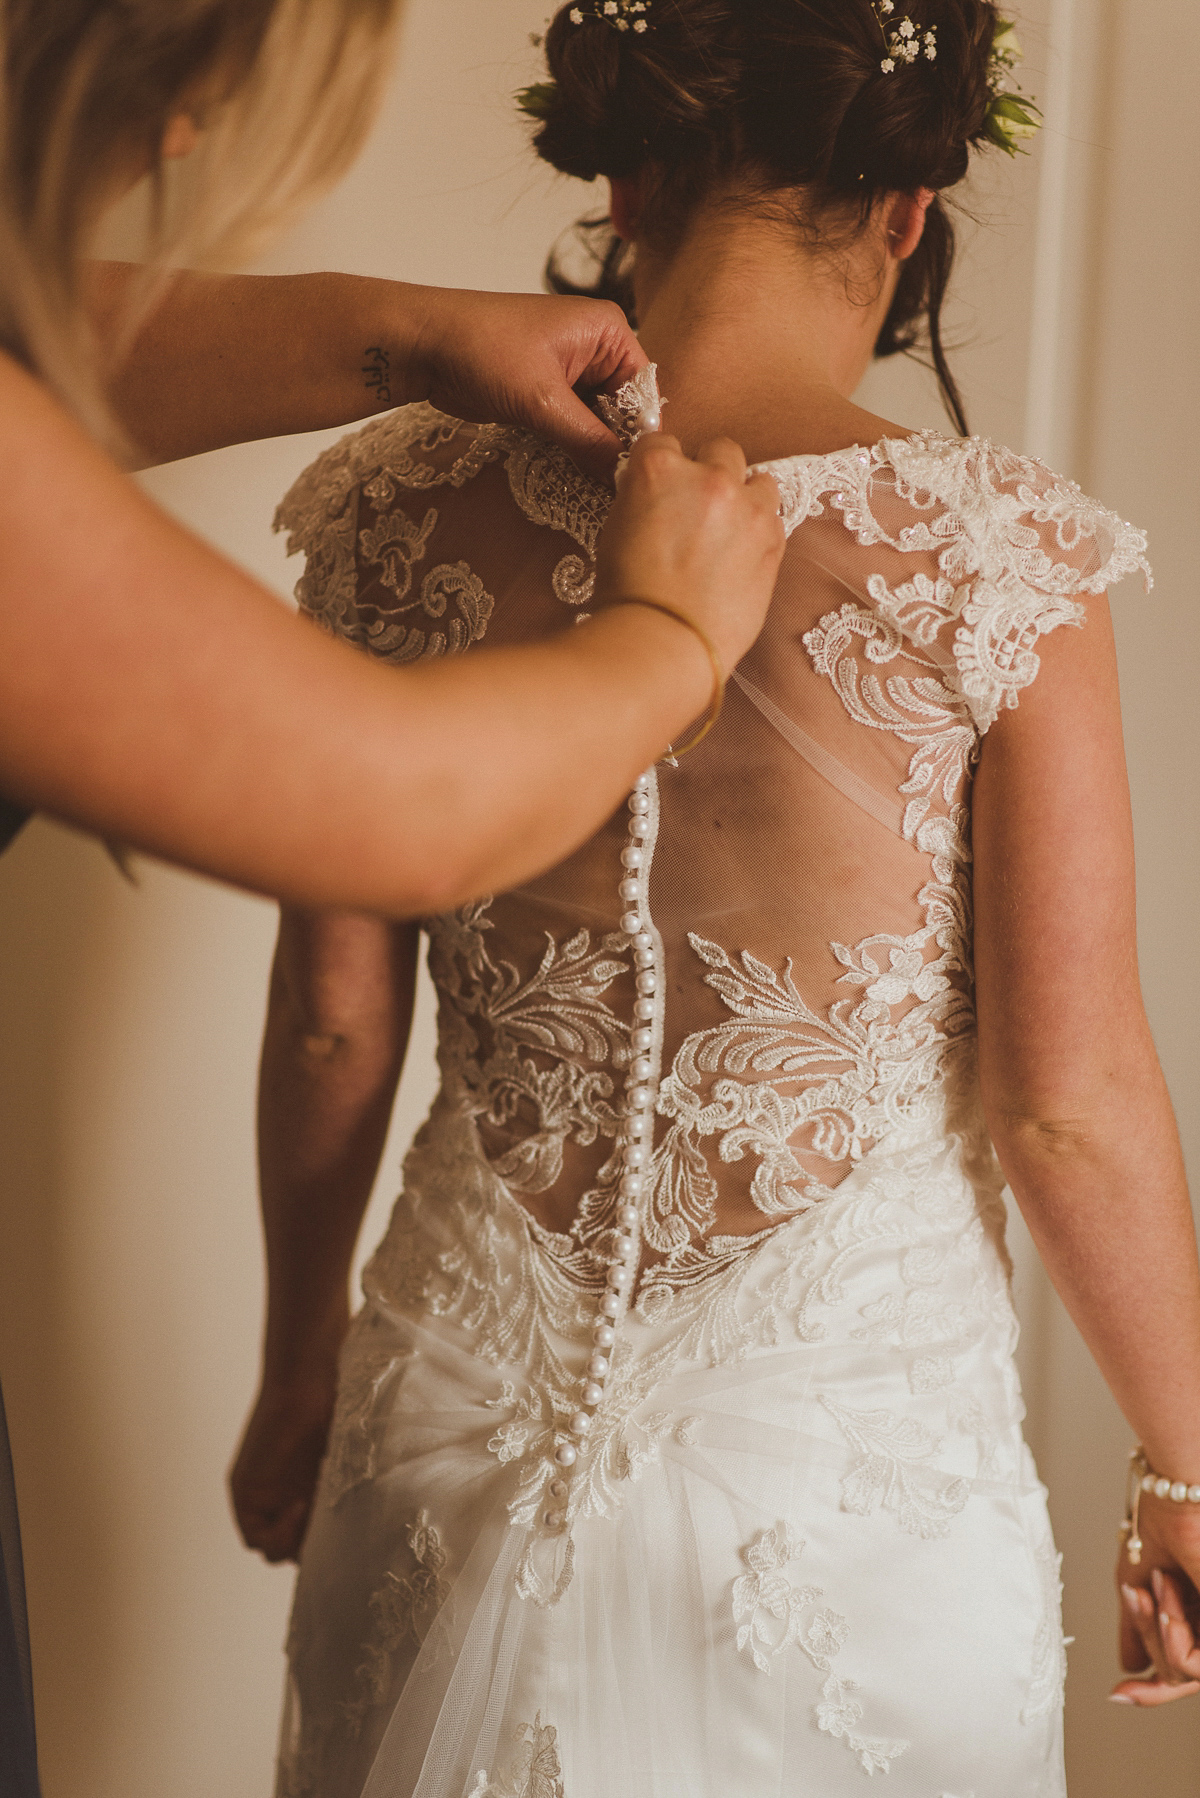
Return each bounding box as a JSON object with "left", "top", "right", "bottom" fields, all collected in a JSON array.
[{"left": 632, "top": 203, "right": 907, "bottom": 461}]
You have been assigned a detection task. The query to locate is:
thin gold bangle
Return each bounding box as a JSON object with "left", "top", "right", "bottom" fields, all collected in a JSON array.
[{"left": 611, "top": 596, "right": 726, "bottom": 759}]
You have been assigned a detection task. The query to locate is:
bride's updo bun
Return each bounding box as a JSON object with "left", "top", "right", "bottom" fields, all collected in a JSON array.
[{"left": 528, "top": 0, "right": 1009, "bottom": 434}]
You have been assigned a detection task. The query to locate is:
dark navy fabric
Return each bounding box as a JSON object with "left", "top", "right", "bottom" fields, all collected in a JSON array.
[
  {"left": 0, "top": 797, "right": 31, "bottom": 856},
  {"left": 0, "top": 803, "right": 42, "bottom": 1794},
  {"left": 0, "top": 1385, "right": 40, "bottom": 1798}
]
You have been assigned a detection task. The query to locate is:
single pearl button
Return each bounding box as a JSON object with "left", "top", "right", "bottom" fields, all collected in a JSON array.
[
  {"left": 624, "top": 1144, "right": 647, "bottom": 1167},
  {"left": 636, "top": 971, "right": 656, "bottom": 995},
  {"left": 634, "top": 931, "right": 653, "bottom": 951},
  {"left": 618, "top": 1204, "right": 639, "bottom": 1230},
  {"left": 631, "top": 1055, "right": 652, "bottom": 1081},
  {"left": 592, "top": 1323, "right": 616, "bottom": 1348},
  {"left": 621, "top": 910, "right": 642, "bottom": 935},
  {"left": 632, "top": 1027, "right": 653, "bottom": 1051},
  {"left": 634, "top": 997, "right": 655, "bottom": 1021},
  {"left": 621, "top": 846, "right": 644, "bottom": 869},
  {"left": 569, "top": 1412, "right": 592, "bottom": 1437},
  {"left": 630, "top": 816, "right": 650, "bottom": 838},
  {"left": 636, "top": 402, "right": 661, "bottom": 433},
  {"left": 582, "top": 1380, "right": 604, "bottom": 1406},
  {"left": 555, "top": 1442, "right": 578, "bottom": 1467},
  {"left": 627, "top": 1084, "right": 654, "bottom": 1107},
  {"left": 587, "top": 1354, "right": 610, "bottom": 1379},
  {"left": 615, "top": 1234, "right": 636, "bottom": 1259},
  {"left": 620, "top": 1177, "right": 643, "bottom": 1202},
  {"left": 549, "top": 1478, "right": 569, "bottom": 1500},
  {"left": 619, "top": 878, "right": 641, "bottom": 902},
  {"left": 629, "top": 792, "right": 650, "bottom": 814},
  {"left": 635, "top": 772, "right": 651, "bottom": 791},
  {"left": 600, "top": 1293, "right": 621, "bottom": 1318},
  {"left": 543, "top": 1508, "right": 564, "bottom": 1529},
  {"left": 607, "top": 1265, "right": 629, "bottom": 1291}
]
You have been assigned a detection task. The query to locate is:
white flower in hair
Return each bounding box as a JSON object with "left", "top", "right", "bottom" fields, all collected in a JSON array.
[{"left": 570, "top": 0, "right": 652, "bottom": 26}]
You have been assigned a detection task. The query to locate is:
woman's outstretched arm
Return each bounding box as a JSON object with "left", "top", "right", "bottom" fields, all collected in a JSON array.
[
  {"left": 230, "top": 908, "right": 416, "bottom": 1562},
  {"left": 0, "top": 352, "right": 783, "bottom": 912},
  {"left": 973, "top": 598, "right": 1200, "bottom": 1706},
  {"left": 88, "top": 264, "right": 648, "bottom": 480}
]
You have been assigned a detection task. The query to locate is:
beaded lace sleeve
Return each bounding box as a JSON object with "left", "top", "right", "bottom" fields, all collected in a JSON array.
[
  {"left": 273, "top": 405, "right": 510, "bottom": 662},
  {"left": 765, "top": 433, "right": 1152, "bottom": 734}
]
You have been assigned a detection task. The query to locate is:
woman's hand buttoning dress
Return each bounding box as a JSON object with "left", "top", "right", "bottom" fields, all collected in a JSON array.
[{"left": 233, "top": 3, "right": 1200, "bottom": 1794}]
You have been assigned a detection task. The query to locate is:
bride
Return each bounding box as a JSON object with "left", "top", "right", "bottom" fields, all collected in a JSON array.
[{"left": 233, "top": 1, "right": 1200, "bottom": 1792}]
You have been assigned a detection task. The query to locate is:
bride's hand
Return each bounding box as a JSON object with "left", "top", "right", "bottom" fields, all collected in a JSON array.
[
  {"left": 403, "top": 286, "right": 647, "bottom": 481},
  {"left": 1112, "top": 1499, "right": 1200, "bottom": 1705},
  {"left": 229, "top": 1376, "right": 339, "bottom": 1564}
]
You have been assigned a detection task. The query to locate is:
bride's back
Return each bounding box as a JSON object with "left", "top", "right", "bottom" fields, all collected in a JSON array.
[{"left": 277, "top": 389, "right": 1146, "bottom": 1297}]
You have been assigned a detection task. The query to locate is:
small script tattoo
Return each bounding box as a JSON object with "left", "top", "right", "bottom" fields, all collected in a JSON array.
[{"left": 362, "top": 345, "right": 392, "bottom": 408}]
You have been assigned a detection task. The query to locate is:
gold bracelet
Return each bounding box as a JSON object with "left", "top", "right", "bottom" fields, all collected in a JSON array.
[
  {"left": 612, "top": 596, "right": 726, "bottom": 760},
  {"left": 1120, "top": 1446, "right": 1200, "bottom": 1565}
]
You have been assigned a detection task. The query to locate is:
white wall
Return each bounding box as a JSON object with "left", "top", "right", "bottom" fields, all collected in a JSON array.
[{"left": 0, "top": 2, "right": 1195, "bottom": 1794}]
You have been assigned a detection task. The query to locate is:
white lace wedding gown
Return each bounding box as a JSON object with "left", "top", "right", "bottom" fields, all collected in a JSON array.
[{"left": 271, "top": 371, "right": 1149, "bottom": 1798}]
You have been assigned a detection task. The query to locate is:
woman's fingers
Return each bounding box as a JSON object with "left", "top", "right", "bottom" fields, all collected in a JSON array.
[{"left": 1112, "top": 1573, "right": 1200, "bottom": 1703}]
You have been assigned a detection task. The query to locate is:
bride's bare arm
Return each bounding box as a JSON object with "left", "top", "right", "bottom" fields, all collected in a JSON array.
[
  {"left": 88, "top": 264, "right": 647, "bottom": 480},
  {"left": 973, "top": 599, "right": 1200, "bottom": 1705},
  {"left": 0, "top": 353, "right": 783, "bottom": 911},
  {"left": 231, "top": 907, "right": 416, "bottom": 1562}
]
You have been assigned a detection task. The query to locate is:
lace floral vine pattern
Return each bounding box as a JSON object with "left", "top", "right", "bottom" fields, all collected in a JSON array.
[
  {"left": 760, "top": 430, "right": 1151, "bottom": 730},
  {"left": 733, "top": 1522, "right": 910, "bottom": 1775},
  {"left": 468, "top": 1713, "right": 565, "bottom": 1798},
  {"left": 343, "top": 1511, "right": 450, "bottom": 1737}
]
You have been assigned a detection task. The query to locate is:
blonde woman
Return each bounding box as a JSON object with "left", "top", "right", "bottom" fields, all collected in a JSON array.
[
  {"left": 0, "top": 3, "right": 786, "bottom": 1790},
  {"left": 234, "top": 1, "right": 1200, "bottom": 1793}
]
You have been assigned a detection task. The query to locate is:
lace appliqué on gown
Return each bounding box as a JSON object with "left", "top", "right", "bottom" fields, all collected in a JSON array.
[
  {"left": 343, "top": 1512, "right": 450, "bottom": 1737},
  {"left": 469, "top": 1713, "right": 565, "bottom": 1798},
  {"left": 733, "top": 1523, "right": 909, "bottom": 1776}
]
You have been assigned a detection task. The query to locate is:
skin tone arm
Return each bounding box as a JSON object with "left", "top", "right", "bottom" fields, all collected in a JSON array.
[
  {"left": 0, "top": 349, "right": 783, "bottom": 913},
  {"left": 231, "top": 908, "right": 416, "bottom": 1562},
  {"left": 87, "top": 263, "right": 650, "bottom": 480},
  {"left": 973, "top": 599, "right": 1200, "bottom": 1707}
]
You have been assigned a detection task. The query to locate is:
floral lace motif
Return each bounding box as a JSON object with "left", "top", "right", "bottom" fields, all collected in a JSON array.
[
  {"left": 468, "top": 1713, "right": 565, "bottom": 1798},
  {"left": 733, "top": 1523, "right": 910, "bottom": 1776},
  {"left": 761, "top": 431, "right": 1151, "bottom": 731},
  {"left": 343, "top": 1511, "right": 450, "bottom": 1736}
]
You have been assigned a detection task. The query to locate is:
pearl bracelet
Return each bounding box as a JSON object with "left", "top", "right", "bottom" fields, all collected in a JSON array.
[{"left": 1120, "top": 1446, "right": 1200, "bottom": 1566}]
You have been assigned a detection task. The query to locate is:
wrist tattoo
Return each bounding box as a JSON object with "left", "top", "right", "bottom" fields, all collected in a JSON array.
[{"left": 362, "top": 345, "right": 392, "bottom": 408}]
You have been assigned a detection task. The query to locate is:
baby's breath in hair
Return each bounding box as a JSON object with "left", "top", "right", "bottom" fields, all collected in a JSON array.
[
  {"left": 873, "top": 2, "right": 938, "bottom": 73},
  {"left": 569, "top": 0, "right": 651, "bottom": 30}
]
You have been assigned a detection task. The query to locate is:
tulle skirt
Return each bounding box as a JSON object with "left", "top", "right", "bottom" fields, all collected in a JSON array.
[{"left": 276, "top": 1121, "right": 1068, "bottom": 1798}]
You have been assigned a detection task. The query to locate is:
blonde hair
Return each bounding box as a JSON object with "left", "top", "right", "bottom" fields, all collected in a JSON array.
[{"left": 0, "top": 0, "right": 403, "bottom": 439}]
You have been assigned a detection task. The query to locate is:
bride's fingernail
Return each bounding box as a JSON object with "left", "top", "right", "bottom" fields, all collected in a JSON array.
[
  {"left": 1151, "top": 1567, "right": 1166, "bottom": 1601},
  {"left": 1121, "top": 1583, "right": 1143, "bottom": 1614},
  {"left": 1108, "top": 1693, "right": 1136, "bottom": 1705},
  {"left": 1160, "top": 1612, "right": 1172, "bottom": 1634}
]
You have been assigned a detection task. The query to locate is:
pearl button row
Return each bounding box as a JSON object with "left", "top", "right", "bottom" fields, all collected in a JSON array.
[{"left": 542, "top": 771, "right": 658, "bottom": 1531}]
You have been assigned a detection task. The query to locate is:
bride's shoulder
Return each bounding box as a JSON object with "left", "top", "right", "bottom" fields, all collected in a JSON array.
[{"left": 274, "top": 403, "right": 507, "bottom": 556}]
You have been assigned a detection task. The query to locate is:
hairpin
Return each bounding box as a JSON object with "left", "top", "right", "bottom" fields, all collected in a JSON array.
[{"left": 569, "top": 0, "right": 651, "bottom": 31}]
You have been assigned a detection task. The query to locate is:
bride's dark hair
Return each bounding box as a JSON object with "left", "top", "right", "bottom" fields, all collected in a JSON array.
[{"left": 527, "top": 0, "right": 1005, "bottom": 435}]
